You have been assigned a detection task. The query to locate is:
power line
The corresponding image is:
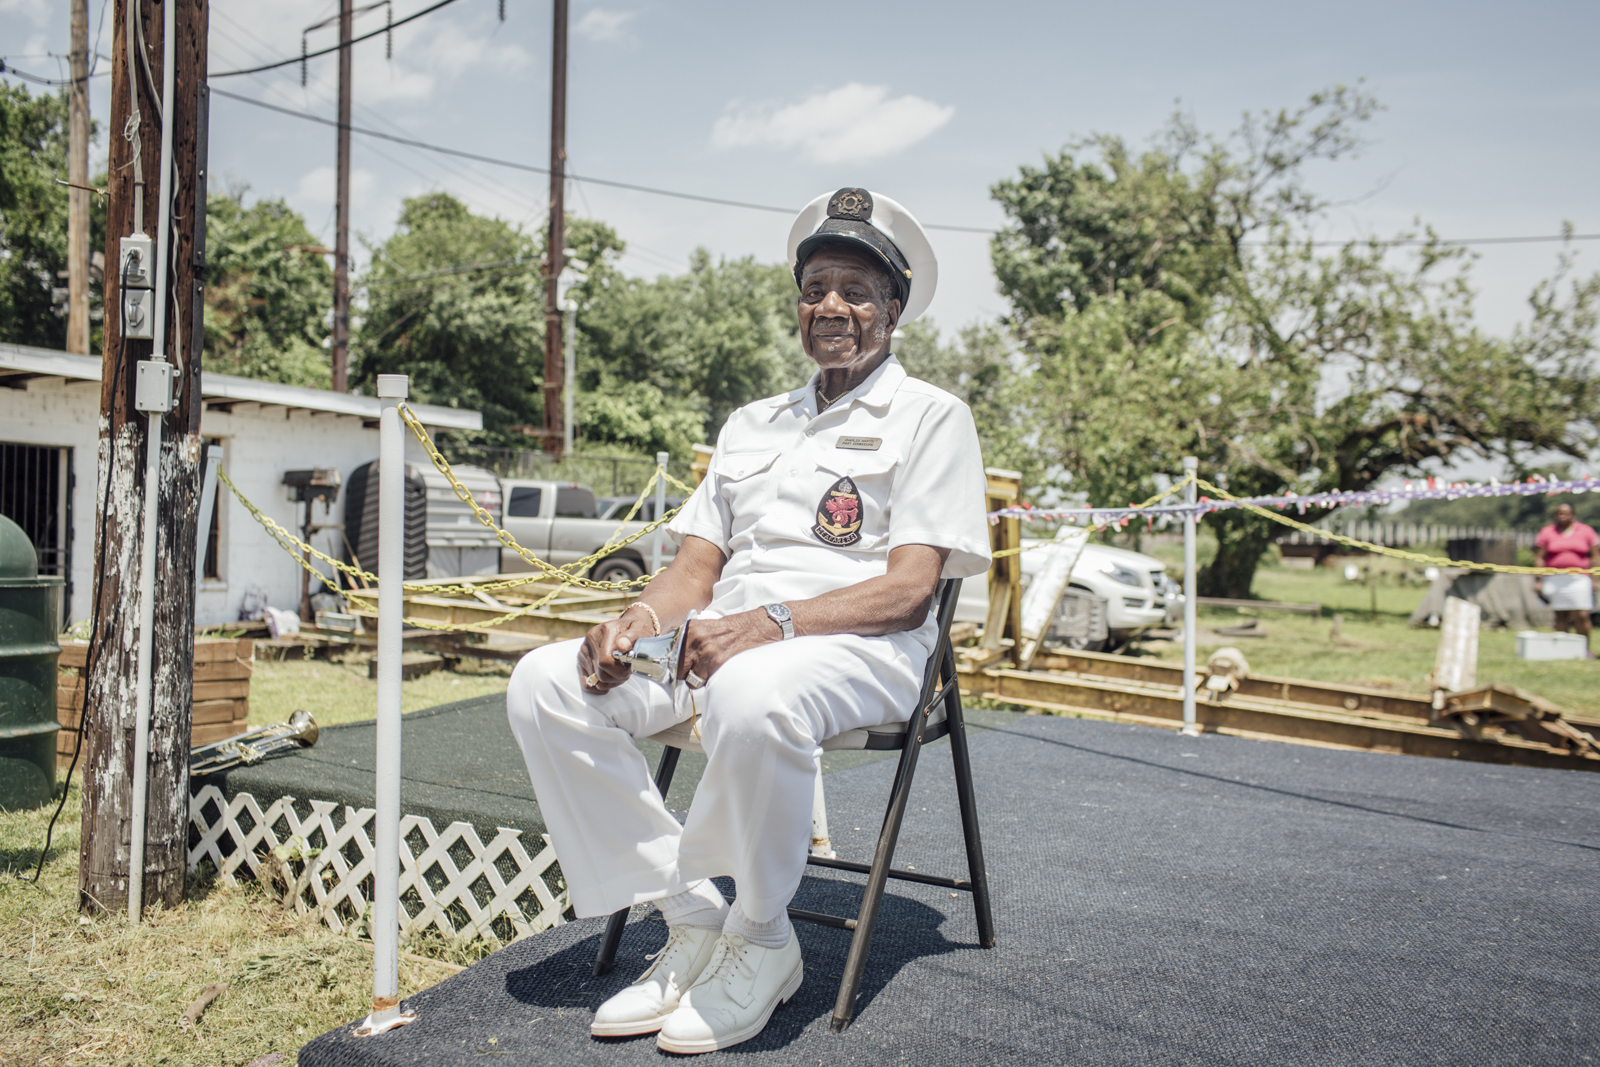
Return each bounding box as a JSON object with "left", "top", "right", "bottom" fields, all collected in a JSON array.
[
  {"left": 208, "top": 10, "right": 548, "bottom": 227},
  {"left": 7, "top": 61, "right": 1597, "bottom": 251},
  {"left": 205, "top": 86, "right": 996, "bottom": 231},
  {"left": 205, "top": 88, "right": 1600, "bottom": 246},
  {"left": 207, "top": 0, "right": 463, "bottom": 78}
]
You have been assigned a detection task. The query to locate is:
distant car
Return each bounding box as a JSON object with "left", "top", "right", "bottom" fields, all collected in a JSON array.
[
  {"left": 597, "top": 495, "right": 685, "bottom": 523},
  {"left": 500, "top": 480, "right": 681, "bottom": 584},
  {"left": 956, "top": 540, "right": 1183, "bottom": 652}
]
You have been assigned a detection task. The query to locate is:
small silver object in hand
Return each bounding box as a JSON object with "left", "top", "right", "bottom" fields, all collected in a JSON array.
[{"left": 685, "top": 670, "right": 707, "bottom": 690}]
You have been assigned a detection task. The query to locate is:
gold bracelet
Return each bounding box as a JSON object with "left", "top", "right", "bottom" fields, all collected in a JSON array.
[{"left": 629, "top": 601, "right": 661, "bottom": 636}]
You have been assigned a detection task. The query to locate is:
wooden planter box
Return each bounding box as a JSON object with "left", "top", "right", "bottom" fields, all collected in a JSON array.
[{"left": 56, "top": 638, "right": 255, "bottom": 769}]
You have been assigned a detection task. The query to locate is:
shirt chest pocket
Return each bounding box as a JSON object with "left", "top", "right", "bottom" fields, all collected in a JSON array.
[
  {"left": 809, "top": 452, "right": 898, "bottom": 548},
  {"left": 712, "top": 450, "right": 780, "bottom": 520}
]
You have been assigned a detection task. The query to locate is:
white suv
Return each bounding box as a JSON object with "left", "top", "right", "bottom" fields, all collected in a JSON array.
[{"left": 957, "top": 540, "right": 1182, "bottom": 651}]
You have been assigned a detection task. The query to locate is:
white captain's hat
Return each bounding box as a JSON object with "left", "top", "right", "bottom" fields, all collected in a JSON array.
[{"left": 787, "top": 188, "right": 938, "bottom": 324}]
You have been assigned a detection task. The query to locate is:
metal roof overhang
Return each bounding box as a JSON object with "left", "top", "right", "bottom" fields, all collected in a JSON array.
[{"left": 0, "top": 343, "right": 482, "bottom": 431}]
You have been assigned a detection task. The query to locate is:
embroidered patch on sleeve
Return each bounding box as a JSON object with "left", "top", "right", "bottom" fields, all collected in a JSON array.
[{"left": 812, "top": 476, "right": 863, "bottom": 547}]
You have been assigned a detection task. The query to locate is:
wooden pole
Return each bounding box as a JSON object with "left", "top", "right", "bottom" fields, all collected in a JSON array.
[
  {"left": 66, "top": 0, "right": 91, "bottom": 355},
  {"left": 331, "top": 0, "right": 353, "bottom": 393},
  {"left": 79, "top": 0, "right": 209, "bottom": 918},
  {"left": 542, "top": 0, "right": 567, "bottom": 456},
  {"left": 981, "top": 468, "right": 1024, "bottom": 662}
]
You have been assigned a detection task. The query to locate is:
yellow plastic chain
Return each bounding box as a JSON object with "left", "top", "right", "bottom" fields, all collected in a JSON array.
[
  {"left": 397, "top": 404, "right": 690, "bottom": 588},
  {"left": 1193, "top": 478, "right": 1598, "bottom": 577},
  {"left": 218, "top": 411, "right": 697, "bottom": 634},
  {"left": 219, "top": 463, "right": 676, "bottom": 599}
]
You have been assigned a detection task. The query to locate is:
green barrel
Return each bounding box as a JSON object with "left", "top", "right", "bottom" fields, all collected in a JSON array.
[{"left": 0, "top": 513, "right": 65, "bottom": 810}]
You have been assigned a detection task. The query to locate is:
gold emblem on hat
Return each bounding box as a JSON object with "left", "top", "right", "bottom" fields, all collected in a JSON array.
[{"left": 828, "top": 188, "right": 873, "bottom": 221}]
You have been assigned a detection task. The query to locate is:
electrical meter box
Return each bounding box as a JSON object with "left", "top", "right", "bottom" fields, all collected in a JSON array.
[
  {"left": 120, "top": 233, "right": 155, "bottom": 340},
  {"left": 135, "top": 360, "right": 174, "bottom": 413}
]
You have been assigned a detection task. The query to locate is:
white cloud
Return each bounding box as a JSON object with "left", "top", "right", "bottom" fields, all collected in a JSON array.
[
  {"left": 711, "top": 83, "right": 954, "bottom": 164},
  {"left": 574, "top": 8, "right": 634, "bottom": 41},
  {"left": 0, "top": 0, "right": 50, "bottom": 28},
  {"left": 295, "top": 165, "right": 377, "bottom": 209}
]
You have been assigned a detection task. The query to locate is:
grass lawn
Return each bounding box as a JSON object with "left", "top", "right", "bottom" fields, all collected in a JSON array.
[
  {"left": 0, "top": 787, "right": 462, "bottom": 1067},
  {"left": 1143, "top": 560, "right": 1599, "bottom": 716},
  {"left": 247, "top": 649, "right": 514, "bottom": 729}
]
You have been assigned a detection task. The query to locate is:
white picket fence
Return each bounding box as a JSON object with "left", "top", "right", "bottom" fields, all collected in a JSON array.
[{"left": 188, "top": 785, "right": 571, "bottom": 943}]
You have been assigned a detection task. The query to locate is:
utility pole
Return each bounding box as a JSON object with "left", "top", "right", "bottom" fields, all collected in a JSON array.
[
  {"left": 331, "top": 0, "right": 353, "bottom": 392},
  {"left": 66, "top": 0, "right": 91, "bottom": 355},
  {"left": 542, "top": 0, "right": 568, "bottom": 457},
  {"left": 79, "top": 0, "right": 209, "bottom": 918}
]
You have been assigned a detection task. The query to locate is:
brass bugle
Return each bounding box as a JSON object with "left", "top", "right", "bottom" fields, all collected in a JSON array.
[
  {"left": 190, "top": 709, "right": 320, "bottom": 777},
  {"left": 611, "top": 610, "right": 697, "bottom": 695}
]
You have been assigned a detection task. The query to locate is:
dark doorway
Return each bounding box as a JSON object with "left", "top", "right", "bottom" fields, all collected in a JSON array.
[{"left": 0, "top": 441, "right": 74, "bottom": 619}]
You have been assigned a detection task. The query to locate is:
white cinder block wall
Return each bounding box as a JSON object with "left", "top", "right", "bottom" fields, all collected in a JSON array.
[{"left": 0, "top": 377, "right": 436, "bottom": 628}]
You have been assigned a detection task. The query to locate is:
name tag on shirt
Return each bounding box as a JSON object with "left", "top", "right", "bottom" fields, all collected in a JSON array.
[{"left": 836, "top": 436, "right": 882, "bottom": 451}]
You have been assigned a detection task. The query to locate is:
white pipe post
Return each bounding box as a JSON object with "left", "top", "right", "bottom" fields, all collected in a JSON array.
[
  {"left": 1181, "top": 456, "right": 1200, "bottom": 737},
  {"left": 128, "top": 410, "right": 163, "bottom": 921},
  {"left": 651, "top": 451, "right": 668, "bottom": 574},
  {"left": 128, "top": 0, "right": 178, "bottom": 922},
  {"left": 368, "top": 374, "right": 408, "bottom": 1032},
  {"left": 809, "top": 753, "right": 836, "bottom": 859}
]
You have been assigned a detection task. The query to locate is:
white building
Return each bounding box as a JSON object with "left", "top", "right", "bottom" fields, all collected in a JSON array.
[{"left": 0, "top": 343, "right": 482, "bottom": 628}]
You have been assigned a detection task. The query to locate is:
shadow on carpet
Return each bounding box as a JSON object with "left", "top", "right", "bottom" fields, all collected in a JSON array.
[{"left": 299, "top": 712, "right": 1600, "bottom": 1066}]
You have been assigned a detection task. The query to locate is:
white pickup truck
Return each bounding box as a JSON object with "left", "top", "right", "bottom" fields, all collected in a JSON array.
[{"left": 498, "top": 479, "right": 681, "bottom": 584}]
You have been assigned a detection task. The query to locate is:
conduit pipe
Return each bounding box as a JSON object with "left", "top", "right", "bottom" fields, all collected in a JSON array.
[
  {"left": 356, "top": 374, "right": 415, "bottom": 1036},
  {"left": 128, "top": 0, "right": 178, "bottom": 922},
  {"left": 652, "top": 452, "right": 668, "bottom": 574},
  {"left": 1180, "top": 456, "right": 1199, "bottom": 737}
]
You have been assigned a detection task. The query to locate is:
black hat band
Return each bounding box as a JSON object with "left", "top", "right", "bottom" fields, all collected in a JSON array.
[{"left": 793, "top": 188, "right": 913, "bottom": 306}]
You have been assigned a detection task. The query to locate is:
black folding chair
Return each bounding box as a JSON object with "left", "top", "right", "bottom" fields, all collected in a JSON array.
[{"left": 591, "top": 579, "right": 996, "bottom": 1032}]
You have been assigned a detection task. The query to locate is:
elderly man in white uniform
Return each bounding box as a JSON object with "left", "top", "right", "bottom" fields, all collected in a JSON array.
[{"left": 507, "top": 188, "right": 991, "bottom": 1054}]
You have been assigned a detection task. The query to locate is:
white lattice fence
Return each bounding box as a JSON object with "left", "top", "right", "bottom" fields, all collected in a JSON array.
[{"left": 189, "top": 785, "right": 570, "bottom": 943}]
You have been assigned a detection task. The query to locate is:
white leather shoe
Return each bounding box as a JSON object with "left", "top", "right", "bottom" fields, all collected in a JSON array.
[
  {"left": 590, "top": 924, "right": 722, "bottom": 1037},
  {"left": 655, "top": 931, "right": 803, "bottom": 1054}
]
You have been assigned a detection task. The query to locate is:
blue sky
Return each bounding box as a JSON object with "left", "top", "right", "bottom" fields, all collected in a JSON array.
[{"left": 4, "top": 0, "right": 1597, "bottom": 346}]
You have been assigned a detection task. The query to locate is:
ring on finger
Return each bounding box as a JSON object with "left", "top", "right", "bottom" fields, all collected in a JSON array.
[
  {"left": 584, "top": 672, "right": 600, "bottom": 687},
  {"left": 685, "top": 670, "right": 706, "bottom": 690}
]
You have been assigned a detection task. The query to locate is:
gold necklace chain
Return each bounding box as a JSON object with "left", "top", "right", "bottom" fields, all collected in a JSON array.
[{"left": 817, "top": 383, "right": 849, "bottom": 411}]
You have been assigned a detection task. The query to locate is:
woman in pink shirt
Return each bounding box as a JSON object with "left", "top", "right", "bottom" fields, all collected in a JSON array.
[{"left": 1534, "top": 503, "right": 1599, "bottom": 654}]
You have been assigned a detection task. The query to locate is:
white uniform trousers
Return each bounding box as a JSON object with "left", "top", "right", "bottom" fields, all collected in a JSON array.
[{"left": 506, "top": 633, "right": 922, "bottom": 924}]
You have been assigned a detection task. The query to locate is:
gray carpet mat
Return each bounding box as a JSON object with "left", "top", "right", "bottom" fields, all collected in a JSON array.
[
  {"left": 195, "top": 693, "right": 980, "bottom": 842},
  {"left": 299, "top": 713, "right": 1599, "bottom": 1066}
]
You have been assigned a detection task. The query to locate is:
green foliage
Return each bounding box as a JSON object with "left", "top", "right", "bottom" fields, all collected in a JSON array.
[
  {"left": 0, "top": 84, "right": 101, "bottom": 349},
  {"left": 989, "top": 85, "right": 1599, "bottom": 596},
  {"left": 354, "top": 193, "right": 547, "bottom": 440},
  {"left": 202, "top": 189, "right": 332, "bottom": 387},
  {"left": 354, "top": 195, "right": 814, "bottom": 455},
  {"left": 893, "top": 318, "right": 1034, "bottom": 478},
  {"left": 575, "top": 247, "right": 808, "bottom": 455}
]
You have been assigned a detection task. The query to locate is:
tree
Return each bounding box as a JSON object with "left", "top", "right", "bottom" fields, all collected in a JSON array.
[
  {"left": 354, "top": 193, "right": 546, "bottom": 440},
  {"left": 893, "top": 318, "right": 1035, "bottom": 478},
  {"left": 202, "top": 189, "right": 333, "bottom": 387},
  {"left": 354, "top": 196, "right": 819, "bottom": 456},
  {"left": 990, "top": 86, "right": 1599, "bottom": 596},
  {"left": 0, "top": 84, "right": 102, "bottom": 349},
  {"left": 574, "top": 247, "right": 810, "bottom": 455}
]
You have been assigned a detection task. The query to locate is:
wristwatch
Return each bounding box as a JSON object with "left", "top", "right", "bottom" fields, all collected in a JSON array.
[{"left": 763, "top": 602, "right": 795, "bottom": 640}]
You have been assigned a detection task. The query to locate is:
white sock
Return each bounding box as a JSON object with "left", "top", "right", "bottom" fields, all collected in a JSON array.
[
  {"left": 654, "top": 879, "right": 729, "bottom": 930},
  {"left": 722, "top": 899, "right": 792, "bottom": 950}
]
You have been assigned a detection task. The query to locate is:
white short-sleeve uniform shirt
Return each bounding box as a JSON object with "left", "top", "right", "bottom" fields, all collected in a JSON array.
[{"left": 667, "top": 355, "right": 992, "bottom": 662}]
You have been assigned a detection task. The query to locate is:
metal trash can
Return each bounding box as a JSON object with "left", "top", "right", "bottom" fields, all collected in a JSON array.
[{"left": 0, "top": 513, "right": 64, "bottom": 810}]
